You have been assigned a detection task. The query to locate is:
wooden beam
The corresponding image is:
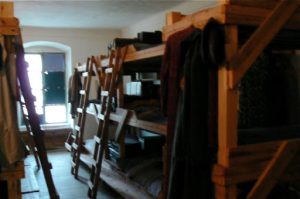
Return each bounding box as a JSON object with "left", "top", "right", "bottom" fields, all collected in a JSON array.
[
  {"left": 0, "top": 2, "right": 14, "bottom": 17},
  {"left": 247, "top": 141, "right": 299, "bottom": 199},
  {"left": 229, "top": 0, "right": 299, "bottom": 88},
  {"left": 216, "top": 25, "right": 238, "bottom": 199},
  {"left": 166, "top": 12, "right": 184, "bottom": 26},
  {"left": 218, "top": 25, "right": 239, "bottom": 164}
]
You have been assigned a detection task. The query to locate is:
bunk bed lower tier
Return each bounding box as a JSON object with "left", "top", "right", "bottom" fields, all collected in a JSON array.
[
  {"left": 80, "top": 139, "right": 163, "bottom": 199},
  {"left": 214, "top": 127, "right": 300, "bottom": 197}
]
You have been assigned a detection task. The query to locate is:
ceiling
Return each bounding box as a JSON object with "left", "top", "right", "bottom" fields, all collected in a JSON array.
[{"left": 13, "top": 1, "right": 188, "bottom": 29}]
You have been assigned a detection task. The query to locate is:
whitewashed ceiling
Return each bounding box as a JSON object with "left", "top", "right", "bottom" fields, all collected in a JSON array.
[
  {"left": 14, "top": 1, "right": 218, "bottom": 29},
  {"left": 13, "top": 1, "right": 185, "bottom": 29}
]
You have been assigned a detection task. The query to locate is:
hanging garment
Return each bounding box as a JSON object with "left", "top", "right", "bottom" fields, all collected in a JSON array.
[
  {"left": 0, "top": 36, "right": 26, "bottom": 167},
  {"left": 68, "top": 68, "right": 82, "bottom": 118},
  {"left": 160, "top": 26, "right": 195, "bottom": 193},
  {"left": 167, "top": 28, "right": 217, "bottom": 199}
]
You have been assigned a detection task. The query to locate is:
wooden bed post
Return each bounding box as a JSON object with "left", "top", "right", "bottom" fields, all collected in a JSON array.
[
  {"left": 0, "top": 2, "right": 14, "bottom": 17},
  {"left": 216, "top": 25, "right": 239, "bottom": 199}
]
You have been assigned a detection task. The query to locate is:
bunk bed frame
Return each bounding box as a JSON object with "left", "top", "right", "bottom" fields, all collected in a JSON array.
[
  {"left": 0, "top": 3, "right": 24, "bottom": 199},
  {"left": 73, "top": 1, "right": 300, "bottom": 199},
  {"left": 161, "top": 1, "right": 300, "bottom": 199}
]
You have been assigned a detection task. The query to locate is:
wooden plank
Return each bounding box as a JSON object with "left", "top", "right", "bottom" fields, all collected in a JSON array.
[
  {"left": 163, "top": 5, "right": 226, "bottom": 41},
  {"left": 88, "top": 105, "right": 167, "bottom": 136},
  {"left": 80, "top": 154, "right": 154, "bottom": 199},
  {"left": 247, "top": 141, "right": 299, "bottom": 199},
  {"left": 114, "top": 109, "right": 128, "bottom": 142},
  {"left": 218, "top": 25, "right": 238, "bottom": 164},
  {"left": 0, "top": 161, "right": 25, "bottom": 181},
  {"left": 0, "top": 2, "right": 14, "bottom": 17},
  {"left": 226, "top": 4, "right": 300, "bottom": 30},
  {"left": 212, "top": 139, "right": 300, "bottom": 186},
  {"left": 227, "top": 0, "right": 300, "bottom": 9},
  {"left": 124, "top": 44, "right": 165, "bottom": 62},
  {"left": 216, "top": 25, "right": 238, "bottom": 199},
  {"left": 166, "top": 12, "right": 184, "bottom": 26},
  {"left": 229, "top": 0, "right": 299, "bottom": 88},
  {"left": 0, "top": 17, "right": 19, "bottom": 26}
]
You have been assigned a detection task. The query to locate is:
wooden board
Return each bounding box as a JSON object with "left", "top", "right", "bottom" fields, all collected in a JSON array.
[
  {"left": 80, "top": 154, "right": 155, "bottom": 199},
  {"left": 163, "top": 4, "right": 300, "bottom": 41},
  {"left": 212, "top": 139, "right": 300, "bottom": 186},
  {"left": 87, "top": 105, "right": 167, "bottom": 136},
  {"left": 0, "top": 161, "right": 25, "bottom": 181}
]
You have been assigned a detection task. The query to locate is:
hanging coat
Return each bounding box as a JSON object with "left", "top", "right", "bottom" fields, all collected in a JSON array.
[
  {"left": 0, "top": 36, "right": 26, "bottom": 167},
  {"left": 167, "top": 29, "right": 213, "bottom": 199}
]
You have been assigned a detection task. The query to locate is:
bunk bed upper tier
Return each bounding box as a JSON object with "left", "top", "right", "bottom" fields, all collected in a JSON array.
[
  {"left": 163, "top": 2, "right": 300, "bottom": 41},
  {"left": 100, "top": 44, "right": 165, "bottom": 66}
]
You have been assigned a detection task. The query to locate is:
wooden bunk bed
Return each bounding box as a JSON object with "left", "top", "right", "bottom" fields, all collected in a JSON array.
[
  {"left": 75, "top": 1, "right": 300, "bottom": 199},
  {"left": 160, "top": 1, "right": 300, "bottom": 199}
]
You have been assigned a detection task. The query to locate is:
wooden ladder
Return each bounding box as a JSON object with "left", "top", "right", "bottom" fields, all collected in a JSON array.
[
  {"left": 16, "top": 40, "right": 59, "bottom": 199},
  {"left": 87, "top": 47, "right": 127, "bottom": 199},
  {"left": 67, "top": 57, "right": 95, "bottom": 178},
  {"left": 19, "top": 96, "right": 41, "bottom": 169}
]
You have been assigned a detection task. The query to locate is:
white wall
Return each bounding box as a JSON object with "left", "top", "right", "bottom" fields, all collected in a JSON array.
[
  {"left": 121, "top": 1, "right": 218, "bottom": 38},
  {"left": 22, "top": 27, "right": 121, "bottom": 66}
]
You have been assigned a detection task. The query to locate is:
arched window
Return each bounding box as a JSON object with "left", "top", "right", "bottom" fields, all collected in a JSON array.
[{"left": 22, "top": 41, "right": 72, "bottom": 127}]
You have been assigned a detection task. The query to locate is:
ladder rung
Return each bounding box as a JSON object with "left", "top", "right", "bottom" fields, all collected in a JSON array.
[
  {"left": 82, "top": 72, "right": 89, "bottom": 77},
  {"left": 91, "top": 159, "right": 97, "bottom": 167},
  {"left": 75, "top": 125, "right": 80, "bottom": 131},
  {"left": 65, "top": 143, "right": 72, "bottom": 152},
  {"left": 94, "top": 136, "right": 101, "bottom": 144},
  {"left": 98, "top": 113, "right": 104, "bottom": 120},
  {"left": 105, "top": 68, "right": 113, "bottom": 74},
  {"left": 79, "top": 90, "right": 86, "bottom": 95},
  {"left": 77, "top": 108, "right": 83, "bottom": 113},
  {"left": 71, "top": 161, "right": 76, "bottom": 168},
  {"left": 25, "top": 145, "right": 30, "bottom": 152},
  {"left": 101, "top": 91, "right": 109, "bottom": 96},
  {"left": 71, "top": 134, "right": 76, "bottom": 139},
  {"left": 72, "top": 143, "right": 78, "bottom": 150},
  {"left": 87, "top": 180, "right": 94, "bottom": 190}
]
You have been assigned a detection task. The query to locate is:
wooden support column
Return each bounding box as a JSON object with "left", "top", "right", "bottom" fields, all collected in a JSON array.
[
  {"left": 0, "top": 2, "right": 14, "bottom": 17},
  {"left": 216, "top": 25, "right": 238, "bottom": 199}
]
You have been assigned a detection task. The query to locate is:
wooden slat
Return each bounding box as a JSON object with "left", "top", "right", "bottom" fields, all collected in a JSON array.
[
  {"left": 124, "top": 44, "right": 165, "bottom": 62},
  {"left": 114, "top": 109, "right": 128, "bottom": 142},
  {"left": 0, "top": 161, "right": 25, "bottom": 180},
  {"left": 212, "top": 139, "right": 300, "bottom": 186},
  {"left": 247, "top": 141, "right": 299, "bottom": 199},
  {"left": 101, "top": 91, "right": 109, "bottom": 96},
  {"left": 64, "top": 142, "right": 72, "bottom": 152},
  {"left": 229, "top": 0, "right": 299, "bottom": 88},
  {"left": 82, "top": 72, "right": 89, "bottom": 77},
  {"left": 227, "top": 0, "right": 300, "bottom": 9},
  {"left": 105, "top": 68, "right": 113, "bottom": 74},
  {"left": 163, "top": 5, "right": 226, "bottom": 41},
  {"left": 94, "top": 135, "right": 101, "bottom": 144},
  {"left": 74, "top": 125, "right": 80, "bottom": 131}
]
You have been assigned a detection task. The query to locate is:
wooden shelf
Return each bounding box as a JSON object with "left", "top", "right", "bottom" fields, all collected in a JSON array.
[
  {"left": 86, "top": 104, "right": 166, "bottom": 136},
  {"left": 100, "top": 44, "right": 165, "bottom": 67}
]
